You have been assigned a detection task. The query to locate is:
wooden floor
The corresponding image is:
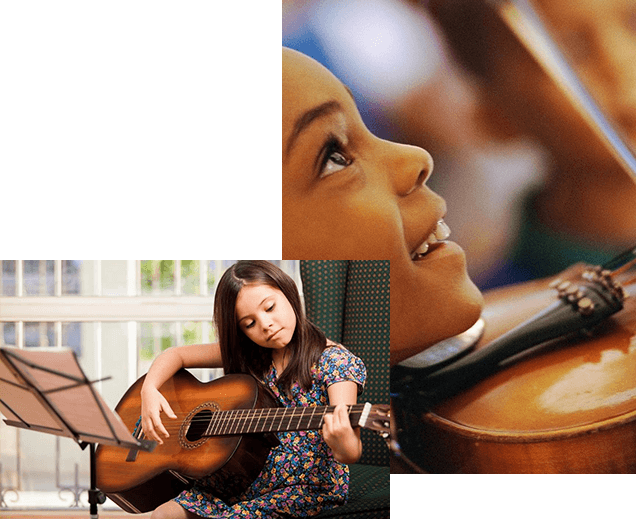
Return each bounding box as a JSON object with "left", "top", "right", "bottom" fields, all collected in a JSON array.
[{"left": 0, "top": 510, "right": 151, "bottom": 518}]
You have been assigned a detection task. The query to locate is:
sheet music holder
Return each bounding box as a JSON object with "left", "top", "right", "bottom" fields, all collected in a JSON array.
[{"left": 0, "top": 346, "right": 155, "bottom": 518}]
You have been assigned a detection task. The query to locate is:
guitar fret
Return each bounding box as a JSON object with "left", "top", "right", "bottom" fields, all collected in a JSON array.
[
  {"left": 260, "top": 408, "right": 271, "bottom": 434},
  {"left": 224, "top": 410, "right": 233, "bottom": 435},
  {"left": 216, "top": 410, "right": 226, "bottom": 435},
  {"left": 224, "top": 409, "right": 233, "bottom": 434},
  {"left": 286, "top": 407, "right": 295, "bottom": 431},
  {"left": 246, "top": 409, "right": 257, "bottom": 434},
  {"left": 236, "top": 409, "right": 245, "bottom": 434},
  {"left": 308, "top": 406, "right": 318, "bottom": 429},
  {"left": 269, "top": 408, "right": 284, "bottom": 432},
  {"left": 298, "top": 406, "right": 307, "bottom": 430},
  {"left": 230, "top": 411, "right": 241, "bottom": 434}
]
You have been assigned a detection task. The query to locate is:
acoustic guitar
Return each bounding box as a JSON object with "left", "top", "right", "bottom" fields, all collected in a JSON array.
[{"left": 95, "top": 370, "right": 390, "bottom": 513}]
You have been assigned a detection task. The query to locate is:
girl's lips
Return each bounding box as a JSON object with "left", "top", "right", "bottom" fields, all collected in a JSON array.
[
  {"left": 412, "top": 240, "right": 466, "bottom": 264},
  {"left": 412, "top": 241, "right": 444, "bottom": 261},
  {"left": 267, "top": 329, "right": 282, "bottom": 341}
]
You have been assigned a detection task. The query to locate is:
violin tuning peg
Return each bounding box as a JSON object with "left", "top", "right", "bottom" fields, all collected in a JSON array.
[
  {"left": 549, "top": 278, "right": 562, "bottom": 289},
  {"left": 554, "top": 280, "right": 573, "bottom": 297},
  {"left": 577, "top": 297, "right": 595, "bottom": 315}
]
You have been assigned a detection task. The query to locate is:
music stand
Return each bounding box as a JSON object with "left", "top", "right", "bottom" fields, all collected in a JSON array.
[{"left": 0, "top": 346, "right": 155, "bottom": 518}]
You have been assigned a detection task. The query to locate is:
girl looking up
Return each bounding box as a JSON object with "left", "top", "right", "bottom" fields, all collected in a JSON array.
[{"left": 282, "top": 47, "right": 484, "bottom": 364}]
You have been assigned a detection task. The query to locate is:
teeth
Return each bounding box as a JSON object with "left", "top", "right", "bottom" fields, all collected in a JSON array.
[
  {"left": 434, "top": 220, "right": 451, "bottom": 241},
  {"left": 413, "top": 241, "right": 430, "bottom": 257},
  {"left": 411, "top": 220, "right": 450, "bottom": 260}
]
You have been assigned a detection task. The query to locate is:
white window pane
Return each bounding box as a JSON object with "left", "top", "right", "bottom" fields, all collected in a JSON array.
[
  {"left": 1, "top": 260, "right": 17, "bottom": 296},
  {"left": 23, "top": 322, "right": 55, "bottom": 348},
  {"left": 2, "top": 322, "right": 16, "bottom": 346},
  {"left": 61, "top": 260, "right": 82, "bottom": 295},
  {"left": 62, "top": 260, "right": 133, "bottom": 296},
  {"left": 99, "top": 322, "right": 135, "bottom": 409},
  {"left": 23, "top": 260, "right": 55, "bottom": 296}
]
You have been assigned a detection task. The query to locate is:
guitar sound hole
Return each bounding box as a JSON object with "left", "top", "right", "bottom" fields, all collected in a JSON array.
[{"left": 186, "top": 409, "right": 212, "bottom": 442}]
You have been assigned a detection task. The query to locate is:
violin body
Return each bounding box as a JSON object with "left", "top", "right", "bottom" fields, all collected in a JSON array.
[{"left": 393, "top": 267, "right": 636, "bottom": 473}]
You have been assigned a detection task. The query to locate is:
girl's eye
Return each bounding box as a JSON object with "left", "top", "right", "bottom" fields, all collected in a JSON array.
[
  {"left": 245, "top": 303, "right": 276, "bottom": 330},
  {"left": 320, "top": 138, "right": 352, "bottom": 178}
]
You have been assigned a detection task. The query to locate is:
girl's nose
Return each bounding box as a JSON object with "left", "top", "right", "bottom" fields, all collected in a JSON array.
[{"left": 389, "top": 142, "right": 434, "bottom": 196}]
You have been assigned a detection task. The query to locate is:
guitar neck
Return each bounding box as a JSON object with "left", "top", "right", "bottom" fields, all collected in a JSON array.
[{"left": 204, "top": 403, "right": 370, "bottom": 437}]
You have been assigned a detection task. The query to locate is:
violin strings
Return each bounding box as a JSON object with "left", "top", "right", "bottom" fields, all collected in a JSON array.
[
  {"left": 610, "top": 256, "right": 636, "bottom": 276},
  {"left": 618, "top": 273, "right": 636, "bottom": 288}
]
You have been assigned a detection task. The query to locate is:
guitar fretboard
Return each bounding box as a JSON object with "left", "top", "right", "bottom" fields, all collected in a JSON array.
[{"left": 203, "top": 404, "right": 369, "bottom": 436}]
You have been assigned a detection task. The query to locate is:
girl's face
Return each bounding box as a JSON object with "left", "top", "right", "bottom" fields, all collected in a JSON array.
[
  {"left": 282, "top": 48, "right": 484, "bottom": 364},
  {"left": 235, "top": 283, "right": 297, "bottom": 350}
]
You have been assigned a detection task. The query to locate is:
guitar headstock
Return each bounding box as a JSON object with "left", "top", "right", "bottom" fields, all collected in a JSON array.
[{"left": 359, "top": 403, "right": 391, "bottom": 441}]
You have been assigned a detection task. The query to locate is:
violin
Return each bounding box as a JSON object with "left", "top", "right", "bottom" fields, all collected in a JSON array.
[
  {"left": 392, "top": 255, "right": 636, "bottom": 473},
  {"left": 391, "top": 0, "right": 636, "bottom": 473}
]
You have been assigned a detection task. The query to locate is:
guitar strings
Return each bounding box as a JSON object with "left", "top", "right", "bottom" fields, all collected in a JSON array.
[
  {"left": 141, "top": 404, "right": 370, "bottom": 434},
  {"left": 152, "top": 407, "right": 367, "bottom": 427}
]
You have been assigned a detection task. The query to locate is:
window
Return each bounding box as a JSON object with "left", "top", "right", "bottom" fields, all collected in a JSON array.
[{"left": 0, "top": 260, "right": 300, "bottom": 510}]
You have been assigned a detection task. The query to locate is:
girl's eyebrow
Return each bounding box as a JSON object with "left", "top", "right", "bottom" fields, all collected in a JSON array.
[{"left": 285, "top": 100, "right": 343, "bottom": 157}]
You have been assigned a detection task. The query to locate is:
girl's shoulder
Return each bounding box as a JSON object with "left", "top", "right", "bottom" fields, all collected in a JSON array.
[
  {"left": 321, "top": 340, "right": 355, "bottom": 361},
  {"left": 317, "top": 340, "right": 367, "bottom": 390}
]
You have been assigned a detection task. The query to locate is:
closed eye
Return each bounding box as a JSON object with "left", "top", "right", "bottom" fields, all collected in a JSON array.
[{"left": 244, "top": 303, "right": 274, "bottom": 329}]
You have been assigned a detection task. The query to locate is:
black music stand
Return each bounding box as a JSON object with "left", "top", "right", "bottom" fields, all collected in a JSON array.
[{"left": 0, "top": 346, "right": 155, "bottom": 518}]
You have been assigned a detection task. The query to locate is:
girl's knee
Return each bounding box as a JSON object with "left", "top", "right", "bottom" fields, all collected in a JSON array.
[{"left": 150, "top": 500, "right": 189, "bottom": 519}]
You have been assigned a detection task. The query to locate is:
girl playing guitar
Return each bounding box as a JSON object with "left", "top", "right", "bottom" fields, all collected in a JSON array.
[{"left": 141, "top": 261, "right": 366, "bottom": 518}]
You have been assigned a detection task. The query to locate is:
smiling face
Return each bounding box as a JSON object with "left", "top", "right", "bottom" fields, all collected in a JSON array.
[
  {"left": 282, "top": 48, "right": 484, "bottom": 364},
  {"left": 235, "top": 283, "right": 297, "bottom": 352}
]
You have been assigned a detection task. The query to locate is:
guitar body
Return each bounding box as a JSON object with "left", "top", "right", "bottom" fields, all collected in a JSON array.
[{"left": 95, "top": 371, "right": 279, "bottom": 513}]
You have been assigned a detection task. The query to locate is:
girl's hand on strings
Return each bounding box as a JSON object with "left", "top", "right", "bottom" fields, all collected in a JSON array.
[
  {"left": 322, "top": 404, "right": 362, "bottom": 464},
  {"left": 140, "top": 386, "right": 177, "bottom": 445}
]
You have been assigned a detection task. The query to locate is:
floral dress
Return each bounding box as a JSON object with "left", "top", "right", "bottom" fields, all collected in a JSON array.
[{"left": 174, "top": 344, "right": 367, "bottom": 518}]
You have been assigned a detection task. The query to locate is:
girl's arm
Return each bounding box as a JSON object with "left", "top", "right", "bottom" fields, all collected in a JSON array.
[
  {"left": 140, "top": 343, "right": 222, "bottom": 444},
  {"left": 322, "top": 381, "right": 363, "bottom": 464}
]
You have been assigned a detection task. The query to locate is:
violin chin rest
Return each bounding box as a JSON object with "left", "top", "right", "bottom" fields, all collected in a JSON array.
[{"left": 397, "top": 318, "right": 485, "bottom": 373}]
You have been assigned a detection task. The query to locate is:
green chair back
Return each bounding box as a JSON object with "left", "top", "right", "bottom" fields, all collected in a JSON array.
[{"left": 300, "top": 260, "right": 389, "bottom": 466}]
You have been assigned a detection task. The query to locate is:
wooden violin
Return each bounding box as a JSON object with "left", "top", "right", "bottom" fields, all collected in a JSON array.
[{"left": 392, "top": 256, "right": 636, "bottom": 473}]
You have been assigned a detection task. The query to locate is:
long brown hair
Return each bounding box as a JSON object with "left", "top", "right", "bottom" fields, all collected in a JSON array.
[{"left": 214, "top": 260, "right": 326, "bottom": 391}]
